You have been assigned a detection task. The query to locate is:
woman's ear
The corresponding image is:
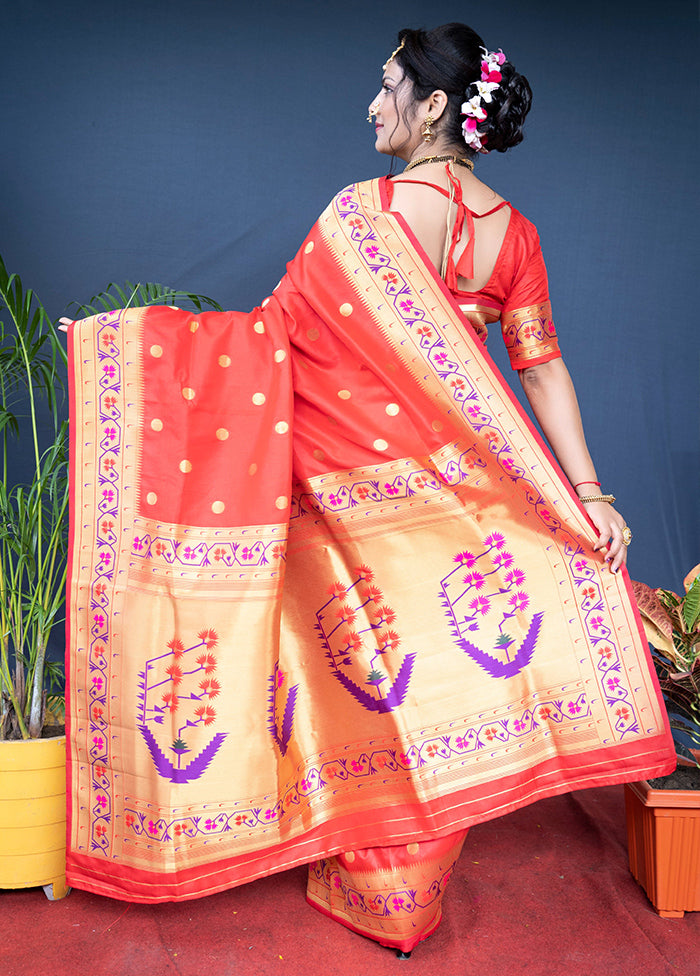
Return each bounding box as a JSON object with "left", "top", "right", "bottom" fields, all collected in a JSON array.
[{"left": 428, "top": 89, "right": 449, "bottom": 121}]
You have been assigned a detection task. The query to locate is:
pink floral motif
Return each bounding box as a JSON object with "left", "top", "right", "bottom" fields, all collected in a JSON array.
[
  {"left": 462, "top": 571, "right": 485, "bottom": 589},
  {"left": 454, "top": 551, "right": 477, "bottom": 566},
  {"left": 484, "top": 532, "right": 506, "bottom": 549},
  {"left": 508, "top": 591, "right": 530, "bottom": 612},
  {"left": 493, "top": 551, "right": 514, "bottom": 569},
  {"left": 469, "top": 596, "right": 491, "bottom": 615}
]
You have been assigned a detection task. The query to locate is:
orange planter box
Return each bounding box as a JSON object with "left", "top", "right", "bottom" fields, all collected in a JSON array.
[{"left": 625, "top": 780, "right": 700, "bottom": 918}]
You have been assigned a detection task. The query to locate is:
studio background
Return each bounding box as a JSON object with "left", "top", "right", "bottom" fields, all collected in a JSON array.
[{"left": 2, "top": 0, "right": 698, "bottom": 674}]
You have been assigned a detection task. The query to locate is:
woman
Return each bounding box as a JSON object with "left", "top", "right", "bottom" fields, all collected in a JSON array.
[{"left": 63, "top": 23, "right": 674, "bottom": 958}]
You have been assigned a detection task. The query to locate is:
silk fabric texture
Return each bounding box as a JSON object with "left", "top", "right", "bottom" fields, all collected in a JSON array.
[{"left": 66, "top": 179, "right": 674, "bottom": 913}]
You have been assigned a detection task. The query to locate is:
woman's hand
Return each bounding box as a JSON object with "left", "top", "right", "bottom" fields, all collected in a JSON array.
[
  {"left": 58, "top": 317, "right": 73, "bottom": 333},
  {"left": 582, "top": 500, "right": 629, "bottom": 573}
]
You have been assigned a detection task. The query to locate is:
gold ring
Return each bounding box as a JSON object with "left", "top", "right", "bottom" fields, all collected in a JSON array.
[{"left": 621, "top": 526, "right": 632, "bottom": 546}]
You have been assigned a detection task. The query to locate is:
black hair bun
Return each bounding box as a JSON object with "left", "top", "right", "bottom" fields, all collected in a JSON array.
[
  {"left": 477, "top": 63, "right": 532, "bottom": 153},
  {"left": 395, "top": 23, "right": 533, "bottom": 157}
]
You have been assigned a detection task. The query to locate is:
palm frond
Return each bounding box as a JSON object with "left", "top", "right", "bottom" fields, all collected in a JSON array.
[{"left": 69, "top": 281, "right": 222, "bottom": 318}]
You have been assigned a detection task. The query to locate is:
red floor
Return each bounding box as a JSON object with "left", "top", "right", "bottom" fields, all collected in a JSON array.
[{"left": 2, "top": 785, "right": 698, "bottom": 976}]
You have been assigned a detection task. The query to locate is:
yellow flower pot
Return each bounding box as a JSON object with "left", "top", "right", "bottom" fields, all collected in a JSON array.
[{"left": 0, "top": 735, "right": 69, "bottom": 900}]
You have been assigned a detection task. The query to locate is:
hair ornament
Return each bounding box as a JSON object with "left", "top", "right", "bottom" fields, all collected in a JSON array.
[
  {"left": 383, "top": 38, "right": 405, "bottom": 71},
  {"left": 460, "top": 46, "right": 507, "bottom": 154}
]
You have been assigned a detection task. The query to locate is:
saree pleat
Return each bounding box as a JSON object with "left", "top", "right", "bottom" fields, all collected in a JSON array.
[
  {"left": 306, "top": 831, "right": 468, "bottom": 952},
  {"left": 66, "top": 178, "right": 674, "bottom": 906}
]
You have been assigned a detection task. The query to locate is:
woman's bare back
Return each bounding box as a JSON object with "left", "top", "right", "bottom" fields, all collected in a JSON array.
[{"left": 389, "top": 166, "right": 511, "bottom": 292}]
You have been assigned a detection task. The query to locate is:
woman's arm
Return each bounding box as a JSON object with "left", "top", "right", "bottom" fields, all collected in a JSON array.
[{"left": 518, "top": 357, "right": 628, "bottom": 572}]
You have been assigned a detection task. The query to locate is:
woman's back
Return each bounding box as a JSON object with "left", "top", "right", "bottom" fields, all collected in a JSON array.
[{"left": 388, "top": 166, "right": 511, "bottom": 294}]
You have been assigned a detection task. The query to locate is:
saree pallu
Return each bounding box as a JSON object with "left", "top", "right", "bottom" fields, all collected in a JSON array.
[{"left": 66, "top": 179, "right": 674, "bottom": 921}]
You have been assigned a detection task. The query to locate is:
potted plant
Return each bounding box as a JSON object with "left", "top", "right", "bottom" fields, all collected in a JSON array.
[
  {"left": 626, "top": 565, "right": 700, "bottom": 918},
  {"left": 0, "top": 255, "right": 220, "bottom": 898}
]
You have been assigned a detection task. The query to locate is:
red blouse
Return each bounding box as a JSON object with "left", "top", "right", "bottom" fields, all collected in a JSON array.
[{"left": 384, "top": 174, "right": 561, "bottom": 370}]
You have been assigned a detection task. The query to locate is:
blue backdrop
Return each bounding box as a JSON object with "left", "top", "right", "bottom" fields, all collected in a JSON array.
[{"left": 2, "top": 0, "right": 698, "bottom": 626}]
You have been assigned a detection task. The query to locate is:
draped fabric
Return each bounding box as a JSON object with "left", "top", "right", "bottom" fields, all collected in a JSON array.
[
  {"left": 65, "top": 178, "right": 674, "bottom": 904},
  {"left": 307, "top": 831, "right": 468, "bottom": 952}
]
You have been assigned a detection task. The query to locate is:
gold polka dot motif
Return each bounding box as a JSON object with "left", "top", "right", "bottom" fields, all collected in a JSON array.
[
  {"left": 216, "top": 428, "right": 229, "bottom": 441},
  {"left": 339, "top": 303, "right": 353, "bottom": 317},
  {"left": 406, "top": 842, "right": 419, "bottom": 856},
  {"left": 274, "top": 349, "right": 287, "bottom": 363},
  {"left": 211, "top": 500, "right": 225, "bottom": 514},
  {"left": 179, "top": 459, "right": 192, "bottom": 473},
  {"left": 254, "top": 321, "right": 265, "bottom": 334},
  {"left": 218, "top": 355, "right": 231, "bottom": 368},
  {"left": 275, "top": 421, "right": 289, "bottom": 435},
  {"left": 146, "top": 492, "right": 158, "bottom": 505},
  {"left": 189, "top": 321, "right": 199, "bottom": 333},
  {"left": 275, "top": 495, "right": 289, "bottom": 511},
  {"left": 248, "top": 463, "right": 258, "bottom": 476},
  {"left": 252, "top": 392, "right": 266, "bottom": 406},
  {"left": 373, "top": 438, "right": 388, "bottom": 452},
  {"left": 304, "top": 241, "right": 314, "bottom": 254},
  {"left": 182, "top": 387, "right": 195, "bottom": 400},
  {"left": 150, "top": 344, "right": 163, "bottom": 358},
  {"left": 337, "top": 390, "right": 351, "bottom": 400},
  {"left": 150, "top": 418, "right": 163, "bottom": 432},
  {"left": 386, "top": 403, "right": 400, "bottom": 416}
]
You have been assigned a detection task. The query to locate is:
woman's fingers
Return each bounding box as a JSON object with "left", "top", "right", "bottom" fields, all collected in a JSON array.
[
  {"left": 584, "top": 502, "right": 628, "bottom": 572},
  {"left": 58, "top": 316, "right": 73, "bottom": 333}
]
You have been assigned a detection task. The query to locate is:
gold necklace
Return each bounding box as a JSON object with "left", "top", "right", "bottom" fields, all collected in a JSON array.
[{"left": 403, "top": 154, "right": 474, "bottom": 173}]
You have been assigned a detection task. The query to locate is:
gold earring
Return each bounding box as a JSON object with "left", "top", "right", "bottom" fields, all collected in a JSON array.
[{"left": 421, "top": 114, "right": 435, "bottom": 142}]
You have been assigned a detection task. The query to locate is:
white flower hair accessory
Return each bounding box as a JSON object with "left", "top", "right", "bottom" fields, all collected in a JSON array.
[{"left": 461, "top": 47, "right": 507, "bottom": 154}]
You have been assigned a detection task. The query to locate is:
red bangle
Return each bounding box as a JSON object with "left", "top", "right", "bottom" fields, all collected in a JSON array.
[{"left": 574, "top": 480, "right": 601, "bottom": 490}]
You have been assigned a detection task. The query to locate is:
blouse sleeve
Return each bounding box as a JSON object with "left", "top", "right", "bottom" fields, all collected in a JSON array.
[{"left": 500, "top": 217, "right": 562, "bottom": 370}]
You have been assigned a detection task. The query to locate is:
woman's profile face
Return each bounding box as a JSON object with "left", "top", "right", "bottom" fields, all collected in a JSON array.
[{"left": 368, "top": 64, "right": 419, "bottom": 158}]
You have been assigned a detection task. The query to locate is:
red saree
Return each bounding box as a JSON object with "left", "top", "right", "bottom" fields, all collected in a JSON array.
[{"left": 66, "top": 179, "right": 674, "bottom": 932}]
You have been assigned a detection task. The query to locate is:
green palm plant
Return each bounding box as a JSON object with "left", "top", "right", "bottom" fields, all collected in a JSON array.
[{"left": 0, "top": 255, "right": 220, "bottom": 739}]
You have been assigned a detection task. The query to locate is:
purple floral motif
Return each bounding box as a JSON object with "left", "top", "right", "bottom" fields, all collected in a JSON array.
[
  {"left": 440, "top": 534, "right": 543, "bottom": 679},
  {"left": 314, "top": 565, "right": 415, "bottom": 713},
  {"left": 137, "top": 628, "right": 228, "bottom": 783},
  {"left": 267, "top": 661, "right": 299, "bottom": 756}
]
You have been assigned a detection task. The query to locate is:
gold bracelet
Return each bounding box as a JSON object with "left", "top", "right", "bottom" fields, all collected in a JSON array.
[{"left": 578, "top": 493, "right": 616, "bottom": 505}]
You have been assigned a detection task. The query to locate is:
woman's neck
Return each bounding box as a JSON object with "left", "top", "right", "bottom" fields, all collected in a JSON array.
[{"left": 404, "top": 141, "right": 471, "bottom": 166}]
